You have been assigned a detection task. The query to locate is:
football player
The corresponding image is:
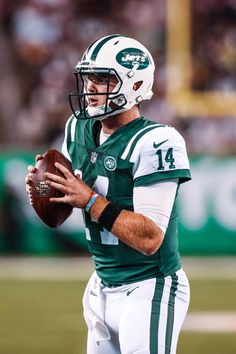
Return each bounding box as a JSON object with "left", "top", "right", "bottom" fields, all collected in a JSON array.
[{"left": 26, "top": 34, "right": 191, "bottom": 354}]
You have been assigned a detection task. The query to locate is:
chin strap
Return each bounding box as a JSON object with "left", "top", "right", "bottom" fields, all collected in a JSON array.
[{"left": 87, "top": 105, "right": 113, "bottom": 120}]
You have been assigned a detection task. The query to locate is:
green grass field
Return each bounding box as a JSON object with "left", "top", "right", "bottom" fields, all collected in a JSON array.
[
  {"left": 0, "top": 280, "right": 87, "bottom": 354},
  {"left": 0, "top": 259, "right": 235, "bottom": 354}
]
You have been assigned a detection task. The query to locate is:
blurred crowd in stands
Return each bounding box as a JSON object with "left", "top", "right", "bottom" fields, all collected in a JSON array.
[{"left": 0, "top": 0, "right": 235, "bottom": 155}]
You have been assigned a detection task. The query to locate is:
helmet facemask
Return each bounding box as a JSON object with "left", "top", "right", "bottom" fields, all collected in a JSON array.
[{"left": 69, "top": 67, "right": 127, "bottom": 121}]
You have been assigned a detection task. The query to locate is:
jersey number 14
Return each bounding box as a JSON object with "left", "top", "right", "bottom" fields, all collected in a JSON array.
[{"left": 156, "top": 148, "right": 175, "bottom": 170}]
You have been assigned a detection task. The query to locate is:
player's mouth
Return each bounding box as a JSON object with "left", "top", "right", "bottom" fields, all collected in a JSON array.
[{"left": 88, "top": 98, "right": 99, "bottom": 106}]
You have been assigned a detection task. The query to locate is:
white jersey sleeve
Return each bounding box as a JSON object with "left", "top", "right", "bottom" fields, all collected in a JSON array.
[{"left": 122, "top": 125, "right": 191, "bottom": 187}]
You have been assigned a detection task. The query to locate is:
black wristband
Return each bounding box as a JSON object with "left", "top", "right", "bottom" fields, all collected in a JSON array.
[{"left": 98, "top": 202, "right": 122, "bottom": 231}]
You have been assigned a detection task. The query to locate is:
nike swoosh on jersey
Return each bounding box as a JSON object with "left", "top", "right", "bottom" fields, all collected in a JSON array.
[
  {"left": 126, "top": 286, "right": 139, "bottom": 296},
  {"left": 153, "top": 139, "right": 169, "bottom": 149}
]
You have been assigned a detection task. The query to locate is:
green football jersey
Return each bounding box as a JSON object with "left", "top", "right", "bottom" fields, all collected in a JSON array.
[{"left": 62, "top": 116, "right": 191, "bottom": 285}]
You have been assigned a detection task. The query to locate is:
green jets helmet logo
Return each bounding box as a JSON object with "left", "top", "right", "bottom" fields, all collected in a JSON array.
[
  {"left": 104, "top": 156, "right": 117, "bottom": 171},
  {"left": 116, "top": 48, "right": 150, "bottom": 70}
]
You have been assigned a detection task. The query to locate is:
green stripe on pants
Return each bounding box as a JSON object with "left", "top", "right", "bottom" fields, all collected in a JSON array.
[
  {"left": 150, "top": 277, "right": 165, "bottom": 354},
  {"left": 165, "top": 274, "right": 178, "bottom": 353}
]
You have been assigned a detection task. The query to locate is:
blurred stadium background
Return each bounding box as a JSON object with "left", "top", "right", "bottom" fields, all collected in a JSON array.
[{"left": 0, "top": 0, "right": 236, "bottom": 353}]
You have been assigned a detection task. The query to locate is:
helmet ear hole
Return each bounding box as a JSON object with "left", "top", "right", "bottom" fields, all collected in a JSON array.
[{"left": 133, "top": 81, "right": 143, "bottom": 91}]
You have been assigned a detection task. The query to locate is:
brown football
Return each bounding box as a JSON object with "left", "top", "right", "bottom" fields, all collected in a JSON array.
[{"left": 30, "top": 149, "right": 73, "bottom": 228}]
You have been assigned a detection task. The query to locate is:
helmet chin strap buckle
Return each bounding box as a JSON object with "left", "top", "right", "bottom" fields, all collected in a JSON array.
[
  {"left": 112, "top": 94, "right": 126, "bottom": 107},
  {"left": 135, "top": 95, "right": 142, "bottom": 104}
]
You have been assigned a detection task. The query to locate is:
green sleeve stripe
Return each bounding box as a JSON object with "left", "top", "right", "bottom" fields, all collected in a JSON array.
[
  {"left": 134, "top": 169, "right": 191, "bottom": 186},
  {"left": 126, "top": 125, "right": 166, "bottom": 161},
  {"left": 121, "top": 124, "right": 158, "bottom": 159},
  {"left": 122, "top": 124, "right": 165, "bottom": 161}
]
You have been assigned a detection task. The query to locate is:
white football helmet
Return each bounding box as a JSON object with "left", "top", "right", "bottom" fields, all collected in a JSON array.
[{"left": 69, "top": 34, "right": 155, "bottom": 120}]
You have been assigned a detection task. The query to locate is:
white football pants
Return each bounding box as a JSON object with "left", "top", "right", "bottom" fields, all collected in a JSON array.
[{"left": 83, "top": 268, "right": 190, "bottom": 354}]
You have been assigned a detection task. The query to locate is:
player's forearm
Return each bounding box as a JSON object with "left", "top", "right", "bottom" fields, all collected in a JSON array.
[
  {"left": 111, "top": 209, "right": 164, "bottom": 255},
  {"left": 90, "top": 196, "right": 164, "bottom": 256}
]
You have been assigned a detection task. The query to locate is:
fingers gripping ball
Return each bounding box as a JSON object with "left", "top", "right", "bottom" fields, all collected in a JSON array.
[{"left": 30, "top": 149, "right": 73, "bottom": 228}]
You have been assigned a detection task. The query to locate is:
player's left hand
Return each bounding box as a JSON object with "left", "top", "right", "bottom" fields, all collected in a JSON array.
[{"left": 45, "top": 162, "right": 93, "bottom": 209}]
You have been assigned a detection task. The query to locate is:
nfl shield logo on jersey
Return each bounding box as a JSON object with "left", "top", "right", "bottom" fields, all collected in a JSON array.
[
  {"left": 90, "top": 152, "right": 98, "bottom": 164},
  {"left": 104, "top": 156, "right": 117, "bottom": 171}
]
